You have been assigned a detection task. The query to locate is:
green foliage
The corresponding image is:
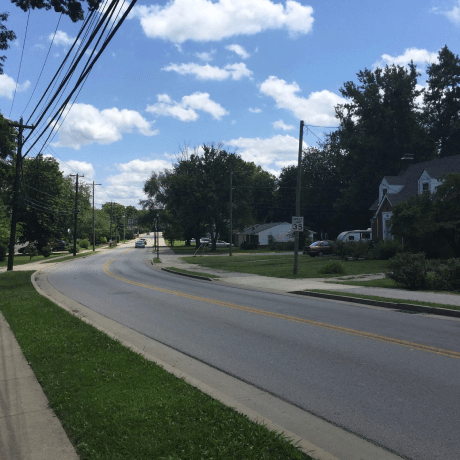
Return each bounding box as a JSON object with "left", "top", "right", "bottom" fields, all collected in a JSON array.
[
  {"left": 268, "top": 236, "right": 295, "bottom": 250},
  {"left": 319, "top": 261, "right": 345, "bottom": 275},
  {"left": 335, "top": 240, "right": 371, "bottom": 260},
  {"left": 0, "top": 12, "right": 17, "bottom": 74},
  {"left": 369, "top": 240, "right": 403, "bottom": 260},
  {"left": 68, "top": 245, "right": 80, "bottom": 253},
  {"left": 40, "top": 246, "right": 51, "bottom": 258},
  {"left": 386, "top": 252, "right": 427, "bottom": 290},
  {"left": 240, "top": 240, "right": 258, "bottom": 250},
  {"left": 25, "top": 244, "right": 38, "bottom": 260},
  {"left": 99, "top": 236, "right": 107, "bottom": 244},
  {"left": 79, "top": 239, "right": 89, "bottom": 249},
  {"left": 425, "top": 259, "right": 460, "bottom": 291}
]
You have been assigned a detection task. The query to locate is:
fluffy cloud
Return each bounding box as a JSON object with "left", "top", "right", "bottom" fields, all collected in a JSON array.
[
  {"left": 146, "top": 92, "right": 228, "bottom": 121},
  {"left": 226, "top": 44, "right": 250, "bottom": 59},
  {"left": 375, "top": 48, "right": 439, "bottom": 68},
  {"left": 273, "top": 119, "right": 294, "bottom": 130},
  {"left": 52, "top": 103, "right": 158, "bottom": 150},
  {"left": 0, "top": 74, "right": 30, "bottom": 99},
  {"left": 432, "top": 1, "right": 460, "bottom": 25},
  {"left": 49, "top": 30, "right": 79, "bottom": 47},
  {"left": 259, "top": 76, "right": 343, "bottom": 126},
  {"left": 162, "top": 62, "right": 252, "bottom": 80},
  {"left": 226, "top": 134, "right": 307, "bottom": 171},
  {"left": 195, "top": 50, "right": 215, "bottom": 62},
  {"left": 131, "top": 0, "right": 314, "bottom": 43},
  {"left": 56, "top": 158, "right": 95, "bottom": 180},
  {"left": 249, "top": 108, "right": 262, "bottom": 113}
]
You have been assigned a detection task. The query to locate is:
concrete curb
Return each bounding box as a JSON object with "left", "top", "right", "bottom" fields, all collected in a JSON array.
[
  {"left": 161, "top": 267, "right": 216, "bottom": 282},
  {"left": 290, "top": 290, "right": 460, "bottom": 318}
]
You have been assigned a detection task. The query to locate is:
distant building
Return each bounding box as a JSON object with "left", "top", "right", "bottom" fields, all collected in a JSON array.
[
  {"left": 236, "top": 222, "right": 294, "bottom": 248},
  {"left": 370, "top": 154, "right": 460, "bottom": 241}
]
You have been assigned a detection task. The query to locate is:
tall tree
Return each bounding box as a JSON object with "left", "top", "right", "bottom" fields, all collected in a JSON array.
[
  {"left": 328, "top": 63, "right": 432, "bottom": 229},
  {"left": 424, "top": 45, "right": 460, "bottom": 158},
  {"left": 0, "top": 12, "right": 16, "bottom": 74}
]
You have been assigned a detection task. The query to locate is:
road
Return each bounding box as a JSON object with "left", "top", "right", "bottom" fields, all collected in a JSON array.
[{"left": 44, "top": 240, "right": 460, "bottom": 460}]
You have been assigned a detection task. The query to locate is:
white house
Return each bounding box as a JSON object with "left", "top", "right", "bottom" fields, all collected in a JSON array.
[{"left": 236, "top": 222, "right": 294, "bottom": 247}]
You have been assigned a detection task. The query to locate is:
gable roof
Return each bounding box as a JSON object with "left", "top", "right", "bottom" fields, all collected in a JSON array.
[
  {"left": 371, "top": 154, "right": 460, "bottom": 211},
  {"left": 239, "top": 222, "right": 290, "bottom": 235}
]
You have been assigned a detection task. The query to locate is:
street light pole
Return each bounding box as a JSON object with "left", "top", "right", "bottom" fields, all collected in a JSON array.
[{"left": 293, "top": 120, "right": 304, "bottom": 275}]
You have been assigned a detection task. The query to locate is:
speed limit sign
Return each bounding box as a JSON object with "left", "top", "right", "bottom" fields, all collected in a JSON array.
[{"left": 292, "top": 216, "right": 304, "bottom": 232}]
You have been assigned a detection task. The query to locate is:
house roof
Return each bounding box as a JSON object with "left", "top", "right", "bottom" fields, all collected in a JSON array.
[
  {"left": 371, "top": 154, "right": 460, "bottom": 211},
  {"left": 239, "top": 222, "right": 290, "bottom": 235}
]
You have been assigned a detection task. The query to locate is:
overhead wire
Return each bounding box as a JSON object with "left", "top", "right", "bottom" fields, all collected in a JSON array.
[{"left": 9, "top": 10, "right": 31, "bottom": 118}]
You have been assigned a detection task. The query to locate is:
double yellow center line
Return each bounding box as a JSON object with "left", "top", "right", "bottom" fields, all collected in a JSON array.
[{"left": 103, "top": 259, "right": 460, "bottom": 359}]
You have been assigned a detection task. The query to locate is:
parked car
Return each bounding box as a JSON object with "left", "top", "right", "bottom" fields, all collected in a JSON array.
[
  {"left": 303, "top": 240, "right": 336, "bottom": 257},
  {"left": 135, "top": 240, "right": 146, "bottom": 248},
  {"left": 52, "top": 240, "right": 69, "bottom": 251},
  {"left": 215, "top": 240, "right": 230, "bottom": 248}
]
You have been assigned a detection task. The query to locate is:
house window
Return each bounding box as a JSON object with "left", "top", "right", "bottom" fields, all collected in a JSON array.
[
  {"left": 382, "top": 188, "right": 387, "bottom": 196},
  {"left": 422, "top": 182, "right": 429, "bottom": 192}
]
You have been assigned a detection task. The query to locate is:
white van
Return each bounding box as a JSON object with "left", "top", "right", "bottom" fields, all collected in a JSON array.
[{"left": 337, "top": 229, "right": 372, "bottom": 243}]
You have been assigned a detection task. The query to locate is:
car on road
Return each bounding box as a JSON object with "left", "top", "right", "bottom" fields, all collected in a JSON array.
[
  {"left": 303, "top": 240, "right": 336, "bottom": 257},
  {"left": 135, "top": 240, "right": 146, "bottom": 248}
]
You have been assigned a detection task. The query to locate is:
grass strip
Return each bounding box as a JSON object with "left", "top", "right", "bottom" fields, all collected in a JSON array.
[
  {"left": 0, "top": 253, "right": 63, "bottom": 267},
  {"left": 164, "top": 267, "right": 220, "bottom": 279},
  {"left": 182, "top": 254, "right": 390, "bottom": 279},
  {"left": 304, "top": 289, "right": 460, "bottom": 311},
  {"left": 328, "top": 278, "right": 397, "bottom": 288},
  {"left": 151, "top": 257, "right": 161, "bottom": 263},
  {"left": 42, "top": 251, "right": 99, "bottom": 264},
  {"left": 1, "top": 272, "right": 312, "bottom": 460}
]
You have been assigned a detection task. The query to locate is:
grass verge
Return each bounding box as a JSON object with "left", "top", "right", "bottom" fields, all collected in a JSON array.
[
  {"left": 42, "top": 251, "right": 99, "bottom": 264},
  {"left": 0, "top": 271, "right": 312, "bottom": 460},
  {"left": 329, "top": 278, "right": 397, "bottom": 288},
  {"left": 182, "top": 254, "right": 390, "bottom": 279},
  {"left": 304, "top": 289, "right": 460, "bottom": 311},
  {"left": 152, "top": 257, "right": 161, "bottom": 263},
  {"left": 164, "top": 267, "right": 220, "bottom": 279},
  {"left": 0, "top": 253, "right": 63, "bottom": 267}
]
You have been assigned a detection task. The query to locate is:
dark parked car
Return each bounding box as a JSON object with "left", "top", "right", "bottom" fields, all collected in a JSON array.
[
  {"left": 303, "top": 240, "right": 336, "bottom": 257},
  {"left": 52, "top": 240, "right": 69, "bottom": 251}
]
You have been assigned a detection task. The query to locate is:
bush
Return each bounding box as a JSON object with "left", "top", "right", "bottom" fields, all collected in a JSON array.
[
  {"left": 25, "top": 244, "right": 39, "bottom": 260},
  {"left": 369, "top": 239, "right": 403, "bottom": 260},
  {"left": 0, "top": 244, "right": 7, "bottom": 262},
  {"left": 79, "top": 239, "right": 90, "bottom": 249},
  {"left": 425, "top": 258, "right": 460, "bottom": 291},
  {"left": 319, "top": 261, "right": 345, "bottom": 275},
  {"left": 68, "top": 245, "right": 80, "bottom": 254},
  {"left": 336, "top": 240, "right": 371, "bottom": 260},
  {"left": 40, "top": 246, "right": 52, "bottom": 258},
  {"left": 100, "top": 237, "right": 107, "bottom": 244},
  {"left": 240, "top": 241, "right": 258, "bottom": 250},
  {"left": 386, "top": 252, "right": 427, "bottom": 290}
]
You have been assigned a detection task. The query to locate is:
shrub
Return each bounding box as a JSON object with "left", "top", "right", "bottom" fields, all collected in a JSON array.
[
  {"left": 425, "top": 258, "right": 460, "bottom": 291},
  {"left": 68, "top": 245, "right": 80, "bottom": 254},
  {"left": 0, "top": 244, "right": 7, "bottom": 262},
  {"left": 25, "top": 244, "right": 39, "bottom": 260},
  {"left": 319, "top": 261, "right": 345, "bottom": 275},
  {"left": 40, "top": 246, "right": 52, "bottom": 258},
  {"left": 79, "top": 239, "right": 90, "bottom": 249},
  {"left": 370, "top": 239, "right": 403, "bottom": 260},
  {"left": 386, "top": 252, "right": 427, "bottom": 290},
  {"left": 240, "top": 241, "right": 258, "bottom": 250},
  {"left": 100, "top": 237, "right": 107, "bottom": 244}
]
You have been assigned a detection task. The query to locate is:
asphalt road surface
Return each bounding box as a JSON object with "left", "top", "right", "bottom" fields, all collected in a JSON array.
[{"left": 45, "top": 242, "right": 460, "bottom": 460}]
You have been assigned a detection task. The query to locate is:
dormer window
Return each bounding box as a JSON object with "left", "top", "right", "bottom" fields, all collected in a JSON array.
[
  {"left": 422, "top": 182, "right": 429, "bottom": 192},
  {"left": 382, "top": 188, "right": 387, "bottom": 196}
]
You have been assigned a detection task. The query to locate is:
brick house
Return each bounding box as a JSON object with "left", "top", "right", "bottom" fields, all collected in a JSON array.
[{"left": 370, "top": 154, "right": 460, "bottom": 241}]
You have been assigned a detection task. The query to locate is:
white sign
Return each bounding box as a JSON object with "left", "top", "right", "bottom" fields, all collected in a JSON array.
[{"left": 292, "top": 216, "right": 304, "bottom": 232}]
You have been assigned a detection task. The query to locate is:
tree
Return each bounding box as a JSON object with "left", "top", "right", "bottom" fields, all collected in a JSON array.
[
  {"left": 0, "top": 12, "right": 16, "bottom": 74},
  {"left": 424, "top": 46, "right": 460, "bottom": 158},
  {"left": 327, "top": 63, "right": 433, "bottom": 230}
]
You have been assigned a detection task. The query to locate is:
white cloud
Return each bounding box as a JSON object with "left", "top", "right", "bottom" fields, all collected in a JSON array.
[
  {"left": 259, "top": 76, "right": 343, "bottom": 126},
  {"left": 273, "top": 119, "right": 294, "bottom": 130},
  {"left": 375, "top": 48, "right": 439, "bottom": 68},
  {"left": 249, "top": 108, "right": 262, "bottom": 113},
  {"left": 131, "top": 0, "right": 314, "bottom": 43},
  {"left": 226, "top": 44, "right": 250, "bottom": 59},
  {"left": 432, "top": 1, "right": 460, "bottom": 25},
  {"left": 227, "top": 134, "right": 307, "bottom": 171},
  {"left": 195, "top": 50, "right": 215, "bottom": 62},
  {"left": 162, "top": 62, "right": 252, "bottom": 80},
  {"left": 146, "top": 92, "right": 228, "bottom": 121},
  {"left": 0, "top": 74, "right": 30, "bottom": 99},
  {"left": 51, "top": 103, "right": 158, "bottom": 150},
  {"left": 50, "top": 30, "right": 79, "bottom": 47}
]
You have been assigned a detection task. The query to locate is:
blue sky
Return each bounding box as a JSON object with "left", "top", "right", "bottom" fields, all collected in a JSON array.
[{"left": 1, "top": 0, "right": 459, "bottom": 208}]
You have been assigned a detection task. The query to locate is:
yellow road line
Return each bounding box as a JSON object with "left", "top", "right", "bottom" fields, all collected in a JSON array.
[{"left": 103, "top": 259, "right": 460, "bottom": 359}]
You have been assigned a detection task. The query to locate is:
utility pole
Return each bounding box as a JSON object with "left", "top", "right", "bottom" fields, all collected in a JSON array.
[
  {"left": 7, "top": 117, "right": 34, "bottom": 271},
  {"left": 229, "top": 166, "right": 233, "bottom": 256},
  {"left": 70, "top": 174, "right": 84, "bottom": 256},
  {"left": 156, "top": 213, "right": 160, "bottom": 260},
  {"left": 293, "top": 120, "right": 304, "bottom": 275},
  {"left": 92, "top": 181, "right": 101, "bottom": 251},
  {"left": 110, "top": 201, "right": 113, "bottom": 246},
  {"left": 123, "top": 213, "right": 126, "bottom": 243}
]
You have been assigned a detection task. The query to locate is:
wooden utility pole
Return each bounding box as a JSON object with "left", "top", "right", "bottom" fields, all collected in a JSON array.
[
  {"left": 229, "top": 166, "right": 233, "bottom": 256},
  {"left": 293, "top": 120, "right": 304, "bottom": 275},
  {"left": 92, "top": 181, "right": 101, "bottom": 251},
  {"left": 70, "top": 174, "right": 84, "bottom": 256},
  {"left": 7, "top": 117, "right": 35, "bottom": 271}
]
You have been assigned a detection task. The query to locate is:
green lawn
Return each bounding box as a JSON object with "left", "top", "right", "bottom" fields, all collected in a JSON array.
[
  {"left": 182, "top": 254, "right": 390, "bottom": 279},
  {"left": 0, "top": 253, "right": 63, "bottom": 267},
  {"left": 169, "top": 241, "right": 286, "bottom": 255},
  {"left": 0, "top": 271, "right": 313, "bottom": 460},
  {"left": 164, "top": 267, "right": 220, "bottom": 278},
  {"left": 330, "top": 278, "right": 397, "bottom": 288}
]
